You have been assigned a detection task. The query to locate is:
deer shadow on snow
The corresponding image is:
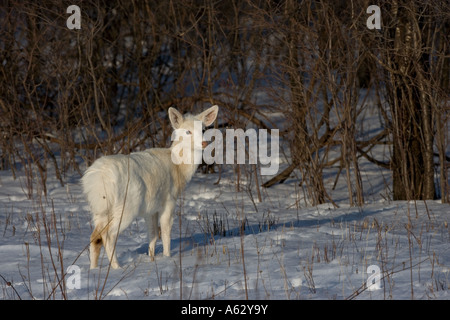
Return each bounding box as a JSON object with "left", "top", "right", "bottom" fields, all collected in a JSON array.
[{"left": 126, "top": 205, "right": 386, "bottom": 266}]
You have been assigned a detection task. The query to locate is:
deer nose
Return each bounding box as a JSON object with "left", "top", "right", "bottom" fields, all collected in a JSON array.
[{"left": 202, "top": 141, "right": 208, "bottom": 149}]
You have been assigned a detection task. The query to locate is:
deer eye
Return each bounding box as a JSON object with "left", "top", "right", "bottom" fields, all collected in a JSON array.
[{"left": 185, "top": 130, "right": 192, "bottom": 135}]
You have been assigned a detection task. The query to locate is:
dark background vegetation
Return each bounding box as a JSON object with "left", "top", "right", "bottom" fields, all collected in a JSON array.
[{"left": 0, "top": 0, "right": 448, "bottom": 204}]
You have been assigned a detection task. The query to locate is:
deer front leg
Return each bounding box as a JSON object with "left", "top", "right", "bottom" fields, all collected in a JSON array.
[
  {"left": 146, "top": 213, "right": 159, "bottom": 261},
  {"left": 159, "top": 202, "right": 175, "bottom": 257}
]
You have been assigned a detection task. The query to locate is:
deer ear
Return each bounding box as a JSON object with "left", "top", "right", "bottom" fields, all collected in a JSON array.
[
  {"left": 168, "top": 107, "right": 183, "bottom": 129},
  {"left": 199, "top": 105, "right": 219, "bottom": 127}
]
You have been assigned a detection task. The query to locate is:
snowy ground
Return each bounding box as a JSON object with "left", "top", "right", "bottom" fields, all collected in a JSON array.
[{"left": 1, "top": 156, "right": 449, "bottom": 300}]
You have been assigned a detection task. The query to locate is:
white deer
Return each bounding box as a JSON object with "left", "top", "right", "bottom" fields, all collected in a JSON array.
[{"left": 82, "top": 105, "right": 219, "bottom": 269}]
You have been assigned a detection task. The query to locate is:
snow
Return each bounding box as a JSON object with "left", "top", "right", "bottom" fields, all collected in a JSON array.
[{"left": 1, "top": 157, "right": 449, "bottom": 300}]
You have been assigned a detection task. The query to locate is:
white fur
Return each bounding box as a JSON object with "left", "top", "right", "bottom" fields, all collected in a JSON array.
[{"left": 82, "top": 105, "right": 219, "bottom": 269}]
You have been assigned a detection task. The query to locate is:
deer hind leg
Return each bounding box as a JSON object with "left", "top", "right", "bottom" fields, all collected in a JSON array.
[
  {"left": 90, "top": 223, "right": 106, "bottom": 269},
  {"left": 90, "top": 219, "right": 121, "bottom": 269},
  {"left": 102, "top": 219, "right": 123, "bottom": 269}
]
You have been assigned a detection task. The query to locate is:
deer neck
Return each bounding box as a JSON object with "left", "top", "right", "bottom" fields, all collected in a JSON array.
[{"left": 169, "top": 142, "right": 200, "bottom": 194}]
